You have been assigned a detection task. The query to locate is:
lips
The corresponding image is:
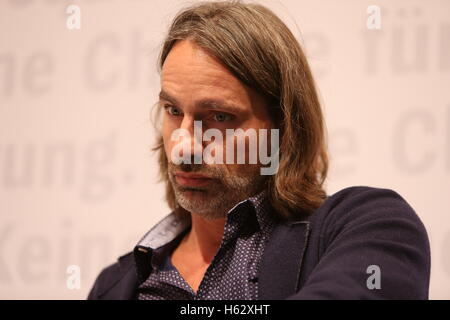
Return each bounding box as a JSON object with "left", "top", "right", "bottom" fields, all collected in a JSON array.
[{"left": 174, "top": 172, "right": 215, "bottom": 187}]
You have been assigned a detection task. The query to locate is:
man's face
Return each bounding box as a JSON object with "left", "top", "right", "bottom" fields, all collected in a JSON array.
[{"left": 160, "top": 40, "right": 274, "bottom": 220}]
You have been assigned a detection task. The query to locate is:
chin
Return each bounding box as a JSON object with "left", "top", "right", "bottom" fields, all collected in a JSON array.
[
  {"left": 178, "top": 187, "right": 208, "bottom": 197},
  {"left": 175, "top": 188, "right": 209, "bottom": 205}
]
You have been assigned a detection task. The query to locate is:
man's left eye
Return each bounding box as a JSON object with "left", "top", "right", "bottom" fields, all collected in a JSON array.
[{"left": 212, "top": 113, "right": 232, "bottom": 122}]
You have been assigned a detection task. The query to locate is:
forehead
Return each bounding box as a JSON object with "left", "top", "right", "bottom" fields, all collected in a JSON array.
[{"left": 160, "top": 40, "right": 251, "bottom": 106}]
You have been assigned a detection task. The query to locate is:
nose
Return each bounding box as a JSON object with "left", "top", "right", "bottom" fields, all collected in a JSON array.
[{"left": 173, "top": 115, "right": 203, "bottom": 164}]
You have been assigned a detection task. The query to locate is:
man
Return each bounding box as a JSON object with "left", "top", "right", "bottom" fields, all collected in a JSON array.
[{"left": 88, "top": 0, "right": 430, "bottom": 300}]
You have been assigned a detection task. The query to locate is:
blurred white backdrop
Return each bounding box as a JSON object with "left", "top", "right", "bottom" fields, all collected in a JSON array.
[{"left": 0, "top": 0, "right": 449, "bottom": 299}]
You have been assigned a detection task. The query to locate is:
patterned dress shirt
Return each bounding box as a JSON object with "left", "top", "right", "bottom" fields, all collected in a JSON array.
[{"left": 134, "top": 190, "right": 277, "bottom": 300}]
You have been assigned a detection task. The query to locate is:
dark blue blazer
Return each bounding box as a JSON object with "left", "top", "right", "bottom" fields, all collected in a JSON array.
[{"left": 87, "top": 186, "right": 431, "bottom": 300}]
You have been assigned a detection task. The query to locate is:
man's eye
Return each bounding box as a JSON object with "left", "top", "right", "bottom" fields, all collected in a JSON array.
[
  {"left": 165, "top": 105, "right": 182, "bottom": 116},
  {"left": 212, "top": 113, "right": 233, "bottom": 122}
]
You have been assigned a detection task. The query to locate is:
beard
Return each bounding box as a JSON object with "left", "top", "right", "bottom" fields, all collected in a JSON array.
[{"left": 168, "top": 161, "right": 267, "bottom": 220}]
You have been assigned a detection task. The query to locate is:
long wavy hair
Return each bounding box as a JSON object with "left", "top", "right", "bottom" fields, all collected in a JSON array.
[{"left": 152, "top": 0, "right": 328, "bottom": 221}]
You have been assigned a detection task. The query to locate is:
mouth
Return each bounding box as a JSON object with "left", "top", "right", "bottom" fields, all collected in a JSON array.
[{"left": 174, "top": 172, "right": 215, "bottom": 187}]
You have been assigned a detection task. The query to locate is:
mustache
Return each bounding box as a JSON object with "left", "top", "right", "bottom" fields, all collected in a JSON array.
[{"left": 168, "top": 162, "right": 224, "bottom": 179}]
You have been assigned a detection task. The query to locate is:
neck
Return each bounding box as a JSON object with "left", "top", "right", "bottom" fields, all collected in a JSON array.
[{"left": 184, "top": 213, "right": 226, "bottom": 263}]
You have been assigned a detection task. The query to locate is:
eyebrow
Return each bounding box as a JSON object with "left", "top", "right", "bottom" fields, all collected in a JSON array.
[{"left": 158, "top": 90, "right": 246, "bottom": 114}]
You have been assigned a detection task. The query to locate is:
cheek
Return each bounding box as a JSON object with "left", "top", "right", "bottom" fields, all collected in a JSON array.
[
  {"left": 163, "top": 139, "right": 172, "bottom": 160},
  {"left": 161, "top": 117, "right": 176, "bottom": 158}
]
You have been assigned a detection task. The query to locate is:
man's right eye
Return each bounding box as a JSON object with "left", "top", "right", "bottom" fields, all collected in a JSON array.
[{"left": 164, "top": 105, "right": 182, "bottom": 116}]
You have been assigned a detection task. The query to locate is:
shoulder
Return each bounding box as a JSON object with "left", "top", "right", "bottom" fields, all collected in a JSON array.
[
  {"left": 319, "top": 185, "right": 416, "bottom": 214},
  {"left": 294, "top": 186, "right": 431, "bottom": 299},
  {"left": 310, "top": 185, "right": 427, "bottom": 235}
]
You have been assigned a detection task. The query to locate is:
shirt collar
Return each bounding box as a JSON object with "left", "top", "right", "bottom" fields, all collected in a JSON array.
[
  {"left": 135, "top": 189, "right": 271, "bottom": 250},
  {"left": 135, "top": 210, "right": 191, "bottom": 250},
  {"left": 133, "top": 189, "right": 274, "bottom": 281}
]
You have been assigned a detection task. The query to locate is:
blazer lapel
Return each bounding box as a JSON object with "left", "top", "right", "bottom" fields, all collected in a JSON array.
[
  {"left": 96, "top": 252, "right": 139, "bottom": 300},
  {"left": 258, "top": 220, "right": 310, "bottom": 299},
  {"left": 117, "top": 253, "right": 139, "bottom": 300}
]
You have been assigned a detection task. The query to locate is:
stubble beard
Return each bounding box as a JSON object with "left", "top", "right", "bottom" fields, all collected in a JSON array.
[{"left": 168, "top": 162, "right": 267, "bottom": 220}]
